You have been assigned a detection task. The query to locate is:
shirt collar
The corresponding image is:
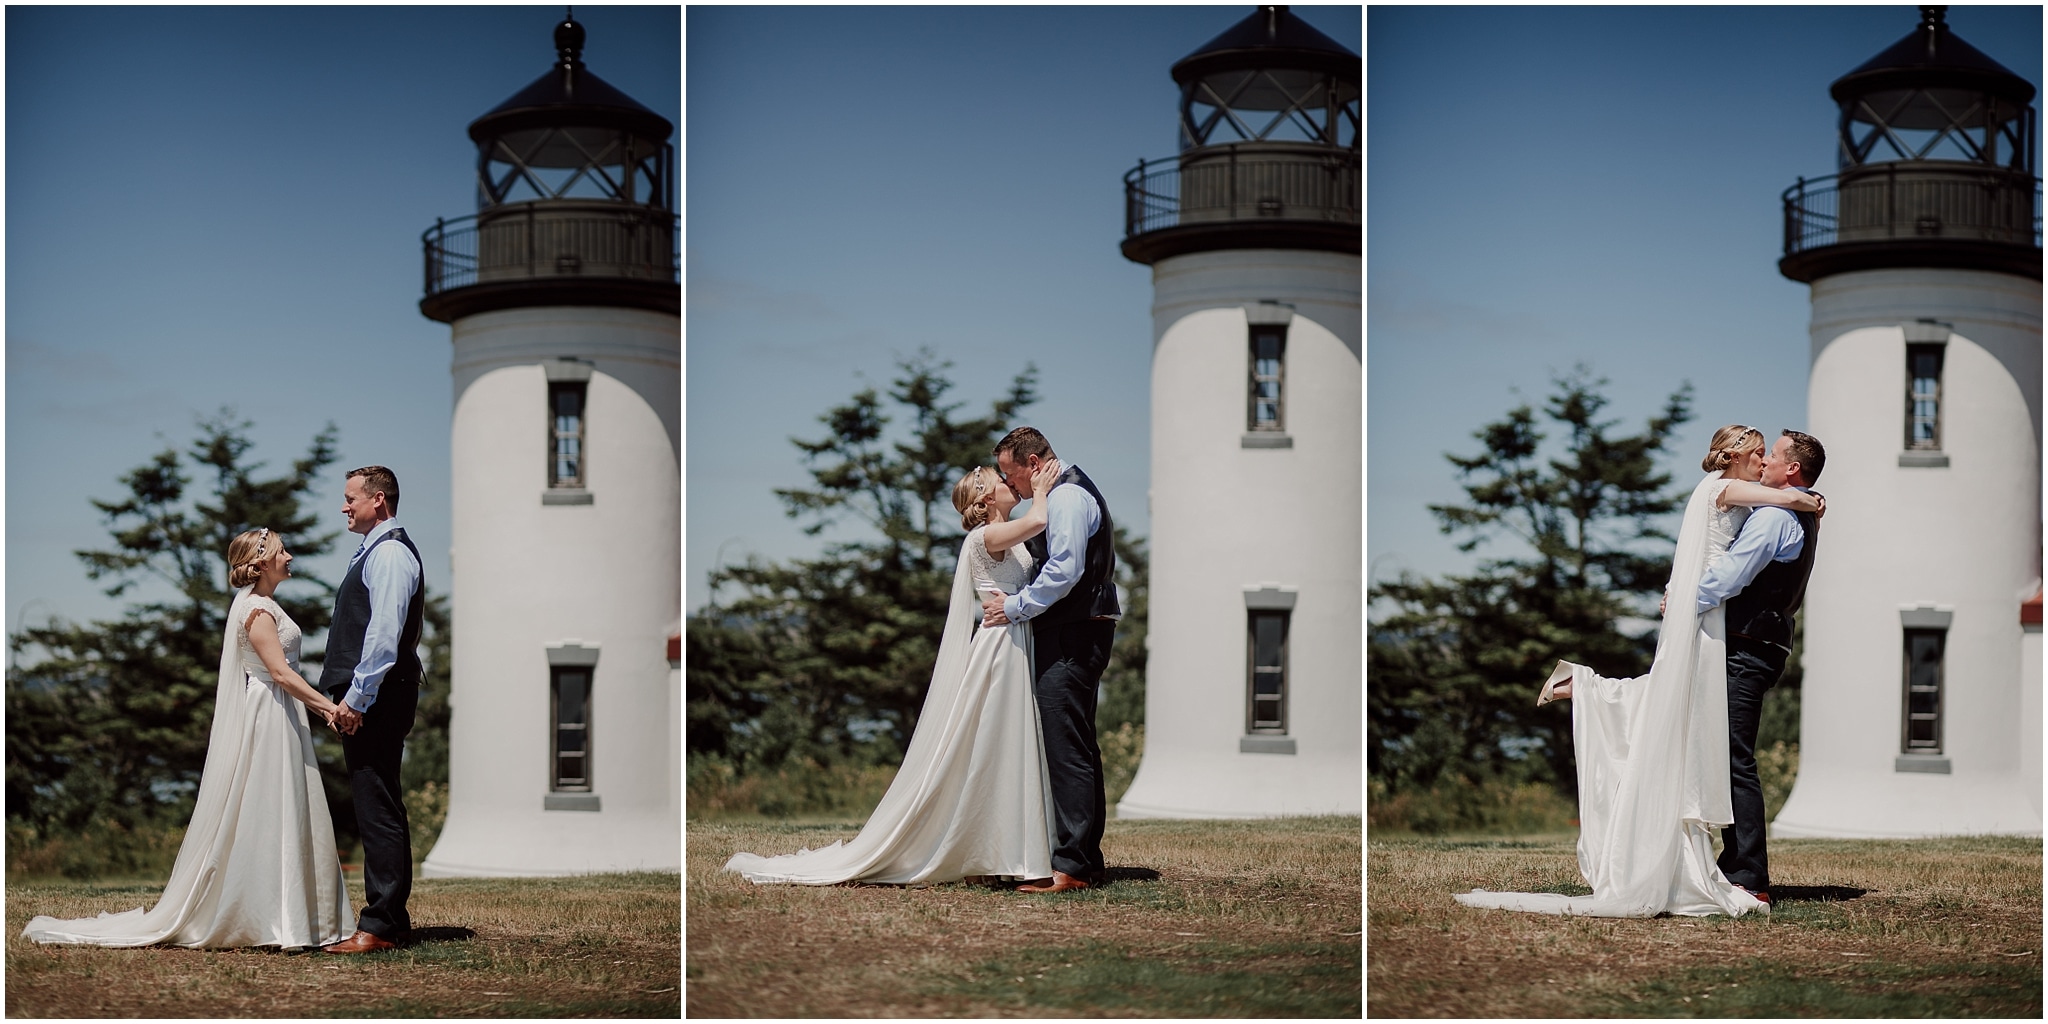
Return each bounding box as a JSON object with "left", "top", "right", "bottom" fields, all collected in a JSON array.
[{"left": 358, "top": 517, "right": 403, "bottom": 550}]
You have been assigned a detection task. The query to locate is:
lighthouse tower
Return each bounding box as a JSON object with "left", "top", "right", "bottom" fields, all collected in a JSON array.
[
  {"left": 1771, "top": 6, "right": 2041, "bottom": 839},
  {"left": 1113, "top": 6, "right": 1360, "bottom": 819},
  {"left": 417, "top": 14, "right": 680, "bottom": 875}
]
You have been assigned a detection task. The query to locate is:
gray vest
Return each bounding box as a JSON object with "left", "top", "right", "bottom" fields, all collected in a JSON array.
[{"left": 319, "top": 527, "right": 425, "bottom": 697}]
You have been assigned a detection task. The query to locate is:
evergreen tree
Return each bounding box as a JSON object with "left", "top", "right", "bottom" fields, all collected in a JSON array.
[
  {"left": 7, "top": 412, "right": 343, "bottom": 834},
  {"left": 1097, "top": 525, "right": 1148, "bottom": 732},
  {"left": 1369, "top": 370, "right": 1693, "bottom": 795},
  {"left": 688, "top": 352, "right": 1038, "bottom": 770}
]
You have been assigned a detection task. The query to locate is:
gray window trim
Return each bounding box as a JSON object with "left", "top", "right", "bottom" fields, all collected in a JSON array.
[
  {"left": 1246, "top": 603, "right": 1290, "bottom": 737},
  {"left": 1904, "top": 335, "right": 1946, "bottom": 453},
  {"left": 549, "top": 376, "right": 589, "bottom": 490},
  {"left": 1899, "top": 607, "right": 1953, "bottom": 630},
  {"left": 547, "top": 642, "right": 600, "bottom": 797},
  {"left": 1900, "top": 617, "right": 1946, "bottom": 757}
]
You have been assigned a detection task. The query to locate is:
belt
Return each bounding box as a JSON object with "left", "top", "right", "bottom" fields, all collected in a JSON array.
[{"left": 1729, "top": 631, "right": 1791, "bottom": 654}]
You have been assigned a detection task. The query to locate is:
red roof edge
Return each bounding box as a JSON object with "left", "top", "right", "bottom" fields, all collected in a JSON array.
[{"left": 2023, "top": 584, "right": 2042, "bottom": 626}]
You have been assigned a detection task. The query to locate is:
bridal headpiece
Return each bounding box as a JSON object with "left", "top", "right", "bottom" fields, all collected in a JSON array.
[{"left": 1701, "top": 424, "right": 1766, "bottom": 473}]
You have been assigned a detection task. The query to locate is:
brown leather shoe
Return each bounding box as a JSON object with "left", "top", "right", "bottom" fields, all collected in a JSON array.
[
  {"left": 1018, "top": 871, "right": 1091, "bottom": 894},
  {"left": 323, "top": 929, "right": 397, "bottom": 954}
]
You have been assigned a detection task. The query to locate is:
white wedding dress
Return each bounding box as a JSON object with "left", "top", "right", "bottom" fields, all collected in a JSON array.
[
  {"left": 1456, "top": 472, "right": 1768, "bottom": 918},
  {"left": 724, "top": 527, "right": 1056, "bottom": 885},
  {"left": 22, "top": 589, "right": 354, "bottom": 947}
]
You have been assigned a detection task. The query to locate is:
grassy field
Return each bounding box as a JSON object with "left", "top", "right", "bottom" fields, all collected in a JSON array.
[
  {"left": 1369, "top": 833, "right": 2041, "bottom": 1018},
  {"left": 687, "top": 816, "right": 1362, "bottom": 1017},
  {"left": 6, "top": 872, "right": 679, "bottom": 1017}
]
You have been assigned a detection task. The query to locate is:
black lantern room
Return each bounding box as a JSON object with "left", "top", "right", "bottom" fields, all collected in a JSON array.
[
  {"left": 1780, "top": 6, "right": 2040, "bottom": 283},
  {"left": 421, "top": 13, "right": 678, "bottom": 323},
  {"left": 1121, "top": 6, "right": 1360, "bottom": 265}
]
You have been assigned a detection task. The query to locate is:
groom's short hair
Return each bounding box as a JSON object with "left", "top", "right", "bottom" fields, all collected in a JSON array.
[
  {"left": 347, "top": 465, "right": 400, "bottom": 513},
  {"left": 993, "top": 426, "right": 1056, "bottom": 464},
  {"left": 1780, "top": 430, "right": 1825, "bottom": 486}
]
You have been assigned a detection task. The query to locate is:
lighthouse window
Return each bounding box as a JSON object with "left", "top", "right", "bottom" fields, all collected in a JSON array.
[
  {"left": 1247, "top": 609, "right": 1289, "bottom": 733},
  {"left": 550, "top": 381, "right": 586, "bottom": 487},
  {"left": 1248, "top": 326, "right": 1286, "bottom": 432},
  {"left": 1905, "top": 344, "right": 1943, "bottom": 450},
  {"left": 1901, "top": 627, "right": 1944, "bottom": 754},
  {"left": 551, "top": 665, "right": 592, "bottom": 791}
]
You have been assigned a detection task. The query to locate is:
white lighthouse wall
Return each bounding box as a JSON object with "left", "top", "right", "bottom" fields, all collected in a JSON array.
[
  {"left": 1116, "top": 249, "right": 1361, "bottom": 819},
  {"left": 425, "top": 307, "right": 681, "bottom": 876},
  {"left": 1773, "top": 268, "right": 2041, "bottom": 839}
]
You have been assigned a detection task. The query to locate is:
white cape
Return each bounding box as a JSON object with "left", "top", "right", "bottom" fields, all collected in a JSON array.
[
  {"left": 723, "top": 539, "right": 1055, "bottom": 885},
  {"left": 1457, "top": 472, "right": 1766, "bottom": 918},
  {"left": 22, "top": 588, "right": 354, "bottom": 947}
]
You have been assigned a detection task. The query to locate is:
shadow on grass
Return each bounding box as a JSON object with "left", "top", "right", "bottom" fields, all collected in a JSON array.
[
  {"left": 931, "top": 937, "right": 1358, "bottom": 1017},
  {"left": 1595, "top": 957, "right": 2041, "bottom": 1018},
  {"left": 1770, "top": 885, "right": 1867, "bottom": 903},
  {"left": 403, "top": 926, "right": 477, "bottom": 945}
]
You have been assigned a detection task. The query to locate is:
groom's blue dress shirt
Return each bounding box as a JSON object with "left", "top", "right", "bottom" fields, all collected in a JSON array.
[
  {"left": 343, "top": 517, "right": 421, "bottom": 714},
  {"left": 1695, "top": 487, "right": 1809, "bottom": 617},
  {"left": 1002, "top": 480, "right": 1105, "bottom": 624}
]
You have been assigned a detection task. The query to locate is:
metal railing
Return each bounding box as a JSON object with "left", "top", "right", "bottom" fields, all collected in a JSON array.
[
  {"left": 1124, "top": 144, "right": 1360, "bottom": 238},
  {"left": 1782, "top": 167, "right": 2041, "bottom": 255},
  {"left": 423, "top": 203, "right": 679, "bottom": 297}
]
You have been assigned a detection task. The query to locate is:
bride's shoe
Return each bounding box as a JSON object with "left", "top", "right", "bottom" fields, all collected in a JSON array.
[{"left": 1536, "top": 660, "right": 1576, "bottom": 707}]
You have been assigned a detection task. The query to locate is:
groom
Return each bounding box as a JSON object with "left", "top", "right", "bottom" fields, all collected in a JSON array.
[
  {"left": 320, "top": 465, "right": 425, "bottom": 953},
  {"left": 981, "top": 427, "right": 1120, "bottom": 894},
  {"left": 1695, "top": 429, "right": 1826, "bottom": 906}
]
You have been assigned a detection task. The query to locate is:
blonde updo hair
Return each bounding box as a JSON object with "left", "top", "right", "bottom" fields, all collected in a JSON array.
[
  {"left": 1701, "top": 424, "right": 1765, "bottom": 473},
  {"left": 227, "top": 528, "right": 276, "bottom": 589},
  {"left": 952, "top": 467, "right": 998, "bottom": 531}
]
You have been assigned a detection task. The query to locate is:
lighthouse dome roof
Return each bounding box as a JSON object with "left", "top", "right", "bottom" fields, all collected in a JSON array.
[
  {"left": 1171, "top": 5, "right": 1359, "bottom": 86},
  {"left": 1830, "top": 6, "right": 2036, "bottom": 108},
  {"left": 468, "top": 15, "right": 673, "bottom": 147}
]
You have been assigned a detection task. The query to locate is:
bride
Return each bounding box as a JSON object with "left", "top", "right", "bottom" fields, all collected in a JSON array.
[
  {"left": 724, "top": 457, "right": 1065, "bottom": 885},
  {"left": 1454, "top": 425, "right": 1821, "bottom": 918},
  {"left": 22, "top": 529, "right": 354, "bottom": 948}
]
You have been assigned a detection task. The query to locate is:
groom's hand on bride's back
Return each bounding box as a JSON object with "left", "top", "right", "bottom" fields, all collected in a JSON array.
[{"left": 982, "top": 595, "right": 1010, "bottom": 627}]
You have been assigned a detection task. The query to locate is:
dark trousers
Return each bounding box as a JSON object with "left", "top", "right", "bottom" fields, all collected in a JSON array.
[
  {"left": 1719, "top": 637, "right": 1787, "bottom": 892},
  {"left": 331, "top": 680, "right": 418, "bottom": 938},
  {"left": 1031, "top": 618, "right": 1114, "bottom": 881}
]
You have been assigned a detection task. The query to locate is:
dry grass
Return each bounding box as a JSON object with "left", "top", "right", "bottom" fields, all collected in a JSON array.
[
  {"left": 1368, "top": 833, "right": 2042, "bottom": 1018},
  {"left": 6, "top": 872, "right": 679, "bottom": 1017},
  {"left": 686, "top": 816, "right": 1362, "bottom": 1017}
]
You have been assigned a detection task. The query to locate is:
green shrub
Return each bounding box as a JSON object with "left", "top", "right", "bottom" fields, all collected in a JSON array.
[
  {"left": 7, "top": 818, "right": 188, "bottom": 880},
  {"left": 1367, "top": 741, "right": 1802, "bottom": 837},
  {"left": 1367, "top": 775, "right": 1577, "bottom": 836},
  {"left": 406, "top": 779, "right": 449, "bottom": 864},
  {"left": 1100, "top": 723, "right": 1143, "bottom": 811},
  {"left": 1758, "top": 740, "right": 1799, "bottom": 823},
  {"left": 687, "top": 754, "right": 898, "bottom": 820}
]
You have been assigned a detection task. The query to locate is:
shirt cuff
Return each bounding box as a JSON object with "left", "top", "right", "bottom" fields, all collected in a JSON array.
[
  {"left": 1003, "top": 595, "right": 1025, "bottom": 622},
  {"left": 344, "top": 688, "right": 375, "bottom": 713}
]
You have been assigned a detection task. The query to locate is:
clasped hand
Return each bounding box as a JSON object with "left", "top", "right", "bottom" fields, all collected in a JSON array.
[{"left": 326, "top": 703, "right": 362, "bottom": 735}]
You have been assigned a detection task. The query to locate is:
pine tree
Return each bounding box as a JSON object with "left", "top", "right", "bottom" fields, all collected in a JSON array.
[
  {"left": 7, "top": 412, "right": 343, "bottom": 835},
  {"left": 1369, "top": 369, "right": 1693, "bottom": 796},
  {"left": 688, "top": 352, "right": 1038, "bottom": 770}
]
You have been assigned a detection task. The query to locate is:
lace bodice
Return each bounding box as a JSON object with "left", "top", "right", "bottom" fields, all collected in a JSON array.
[
  {"left": 966, "top": 527, "right": 1036, "bottom": 600},
  {"left": 237, "top": 592, "right": 301, "bottom": 684},
  {"left": 1705, "top": 475, "right": 1752, "bottom": 562}
]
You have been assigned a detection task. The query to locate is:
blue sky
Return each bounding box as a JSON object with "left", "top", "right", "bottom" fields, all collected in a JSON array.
[
  {"left": 685, "top": 5, "right": 1362, "bottom": 611},
  {"left": 6, "top": 5, "right": 679, "bottom": 632},
  {"left": 1367, "top": 4, "right": 2041, "bottom": 594}
]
